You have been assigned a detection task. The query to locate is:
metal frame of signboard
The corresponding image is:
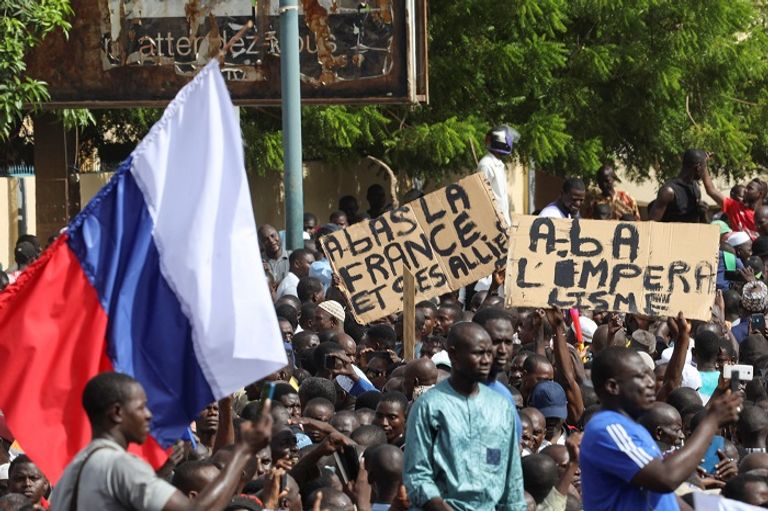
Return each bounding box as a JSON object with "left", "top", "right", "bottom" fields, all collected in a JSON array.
[{"left": 25, "top": 0, "right": 428, "bottom": 108}]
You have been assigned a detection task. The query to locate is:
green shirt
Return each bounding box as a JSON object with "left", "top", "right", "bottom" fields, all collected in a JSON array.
[
  {"left": 404, "top": 380, "right": 526, "bottom": 511},
  {"left": 699, "top": 370, "right": 720, "bottom": 400}
]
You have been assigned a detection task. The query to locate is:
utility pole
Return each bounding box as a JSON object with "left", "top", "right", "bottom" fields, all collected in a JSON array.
[{"left": 279, "top": 0, "right": 304, "bottom": 250}]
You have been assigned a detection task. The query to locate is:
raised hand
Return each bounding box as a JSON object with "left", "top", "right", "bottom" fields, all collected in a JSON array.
[
  {"left": 260, "top": 468, "right": 289, "bottom": 510},
  {"left": 565, "top": 432, "right": 582, "bottom": 465},
  {"left": 289, "top": 416, "right": 336, "bottom": 436},
  {"left": 545, "top": 308, "right": 565, "bottom": 329},
  {"left": 155, "top": 440, "right": 186, "bottom": 478},
  {"left": 608, "top": 313, "right": 624, "bottom": 337},
  {"left": 318, "top": 430, "right": 356, "bottom": 457},
  {"left": 240, "top": 399, "right": 273, "bottom": 454},
  {"left": 707, "top": 390, "right": 743, "bottom": 429},
  {"left": 714, "top": 449, "right": 738, "bottom": 481}
]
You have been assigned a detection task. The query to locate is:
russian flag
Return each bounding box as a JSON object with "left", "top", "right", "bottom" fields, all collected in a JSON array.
[{"left": 0, "top": 60, "right": 287, "bottom": 482}]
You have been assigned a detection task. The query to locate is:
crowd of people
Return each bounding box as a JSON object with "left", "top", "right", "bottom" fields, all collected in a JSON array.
[{"left": 1, "top": 139, "right": 768, "bottom": 511}]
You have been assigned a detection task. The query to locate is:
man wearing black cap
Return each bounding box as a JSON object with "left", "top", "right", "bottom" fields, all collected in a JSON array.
[
  {"left": 585, "top": 164, "right": 641, "bottom": 220},
  {"left": 649, "top": 149, "right": 707, "bottom": 223}
]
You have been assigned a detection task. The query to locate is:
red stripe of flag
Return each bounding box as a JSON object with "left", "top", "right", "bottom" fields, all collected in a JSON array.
[{"left": 0, "top": 236, "right": 166, "bottom": 483}]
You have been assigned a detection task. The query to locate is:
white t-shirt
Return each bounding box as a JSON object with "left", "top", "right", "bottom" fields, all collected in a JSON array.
[
  {"left": 539, "top": 202, "right": 570, "bottom": 218},
  {"left": 474, "top": 275, "right": 505, "bottom": 298},
  {"left": 477, "top": 153, "right": 510, "bottom": 225},
  {"left": 276, "top": 271, "right": 300, "bottom": 299},
  {"left": 50, "top": 438, "right": 177, "bottom": 511}
]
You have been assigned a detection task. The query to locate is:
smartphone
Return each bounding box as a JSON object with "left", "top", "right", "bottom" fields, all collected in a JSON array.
[
  {"left": 323, "top": 354, "right": 337, "bottom": 370},
  {"left": 333, "top": 445, "right": 360, "bottom": 484},
  {"left": 257, "top": 382, "right": 276, "bottom": 418},
  {"left": 333, "top": 452, "right": 350, "bottom": 485},
  {"left": 723, "top": 364, "right": 754, "bottom": 386},
  {"left": 279, "top": 473, "right": 288, "bottom": 493},
  {"left": 364, "top": 351, "right": 389, "bottom": 365},
  {"left": 752, "top": 313, "right": 766, "bottom": 332},
  {"left": 341, "top": 445, "right": 359, "bottom": 481}
]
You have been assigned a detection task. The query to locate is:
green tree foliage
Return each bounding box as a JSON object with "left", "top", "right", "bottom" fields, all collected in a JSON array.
[
  {"left": 412, "top": 0, "right": 768, "bottom": 179},
  {"left": 241, "top": 0, "right": 768, "bottom": 179},
  {"left": 0, "top": 0, "right": 74, "bottom": 140},
  {"left": 77, "top": 108, "right": 161, "bottom": 164}
]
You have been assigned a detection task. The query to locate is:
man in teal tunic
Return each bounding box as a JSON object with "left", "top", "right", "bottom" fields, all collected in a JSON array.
[{"left": 404, "top": 322, "right": 526, "bottom": 511}]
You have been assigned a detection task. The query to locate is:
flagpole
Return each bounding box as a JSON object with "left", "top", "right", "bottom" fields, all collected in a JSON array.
[{"left": 279, "top": 0, "right": 304, "bottom": 251}]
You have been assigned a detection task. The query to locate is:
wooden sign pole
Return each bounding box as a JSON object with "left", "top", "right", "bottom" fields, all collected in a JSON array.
[{"left": 403, "top": 268, "right": 416, "bottom": 361}]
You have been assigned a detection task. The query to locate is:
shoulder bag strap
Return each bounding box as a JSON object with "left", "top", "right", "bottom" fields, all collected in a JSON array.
[{"left": 69, "top": 445, "right": 116, "bottom": 511}]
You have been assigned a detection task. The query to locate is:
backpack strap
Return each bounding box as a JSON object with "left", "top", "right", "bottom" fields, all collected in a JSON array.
[{"left": 69, "top": 445, "right": 117, "bottom": 511}]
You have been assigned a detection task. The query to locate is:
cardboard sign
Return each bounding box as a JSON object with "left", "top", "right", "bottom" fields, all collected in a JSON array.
[
  {"left": 322, "top": 173, "right": 508, "bottom": 323},
  {"left": 504, "top": 216, "right": 720, "bottom": 320}
]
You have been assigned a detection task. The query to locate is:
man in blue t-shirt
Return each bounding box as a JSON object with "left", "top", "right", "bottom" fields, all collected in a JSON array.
[{"left": 581, "top": 346, "right": 742, "bottom": 511}]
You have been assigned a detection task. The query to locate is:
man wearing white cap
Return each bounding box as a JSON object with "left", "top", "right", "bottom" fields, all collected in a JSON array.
[
  {"left": 314, "top": 300, "right": 346, "bottom": 335},
  {"left": 726, "top": 231, "right": 753, "bottom": 263},
  {"left": 571, "top": 316, "right": 597, "bottom": 345}
]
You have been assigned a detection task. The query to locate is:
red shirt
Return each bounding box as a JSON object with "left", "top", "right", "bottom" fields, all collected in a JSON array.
[{"left": 723, "top": 197, "right": 757, "bottom": 240}]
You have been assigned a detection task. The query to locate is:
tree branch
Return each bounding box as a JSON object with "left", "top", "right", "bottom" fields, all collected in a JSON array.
[
  {"left": 685, "top": 94, "right": 698, "bottom": 126},
  {"left": 366, "top": 155, "right": 399, "bottom": 208},
  {"left": 469, "top": 137, "right": 479, "bottom": 166}
]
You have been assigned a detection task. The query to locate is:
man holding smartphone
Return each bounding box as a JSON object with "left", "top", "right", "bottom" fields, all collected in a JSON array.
[
  {"left": 313, "top": 342, "right": 377, "bottom": 398},
  {"left": 733, "top": 280, "right": 768, "bottom": 343},
  {"left": 580, "top": 347, "right": 742, "bottom": 511}
]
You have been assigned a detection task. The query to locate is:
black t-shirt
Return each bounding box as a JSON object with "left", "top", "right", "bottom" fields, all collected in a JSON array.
[{"left": 661, "top": 178, "right": 701, "bottom": 223}]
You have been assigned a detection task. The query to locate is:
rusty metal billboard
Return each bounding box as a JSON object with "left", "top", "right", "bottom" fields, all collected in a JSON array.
[{"left": 25, "top": 0, "right": 427, "bottom": 106}]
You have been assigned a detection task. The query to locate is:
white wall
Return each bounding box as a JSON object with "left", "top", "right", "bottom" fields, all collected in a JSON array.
[{"left": 0, "top": 176, "right": 36, "bottom": 270}]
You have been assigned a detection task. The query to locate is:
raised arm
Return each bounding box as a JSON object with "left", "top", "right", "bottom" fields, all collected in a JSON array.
[
  {"left": 533, "top": 310, "right": 548, "bottom": 357},
  {"left": 163, "top": 401, "right": 273, "bottom": 511},
  {"left": 483, "top": 267, "right": 505, "bottom": 304},
  {"left": 290, "top": 429, "right": 355, "bottom": 485},
  {"left": 701, "top": 167, "right": 725, "bottom": 207},
  {"left": 546, "top": 309, "right": 584, "bottom": 425},
  {"left": 213, "top": 396, "right": 235, "bottom": 453},
  {"left": 648, "top": 186, "right": 675, "bottom": 222},
  {"left": 632, "top": 391, "right": 741, "bottom": 492},
  {"left": 557, "top": 433, "right": 582, "bottom": 496},
  {"left": 656, "top": 313, "right": 689, "bottom": 403}
]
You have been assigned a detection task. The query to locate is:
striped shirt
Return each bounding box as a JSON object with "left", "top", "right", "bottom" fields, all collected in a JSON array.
[{"left": 580, "top": 410, "right": 679, "bottom": 511}]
